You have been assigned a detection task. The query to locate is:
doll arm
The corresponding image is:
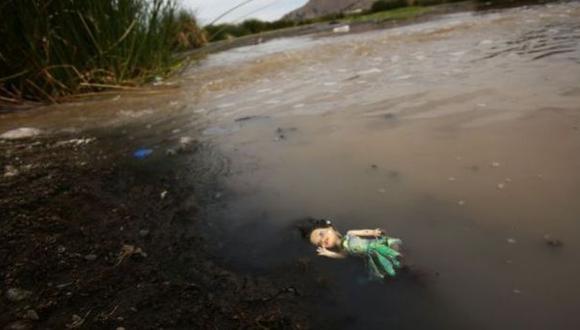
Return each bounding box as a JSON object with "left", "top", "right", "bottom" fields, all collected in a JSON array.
[
  {"left": 346, "top": 229, "right": 384, "bottom": 237},
  {"left": 317, "top": 247, "right": 347, "bottom": 259}
]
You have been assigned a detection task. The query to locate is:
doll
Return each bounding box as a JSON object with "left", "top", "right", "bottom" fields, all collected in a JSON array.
[{"left": 300, "top": 218, "right": 403, "bottom": 278}]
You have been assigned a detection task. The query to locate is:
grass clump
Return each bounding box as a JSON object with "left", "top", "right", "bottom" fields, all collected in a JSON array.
[{"left": 0, "top": 0, "right": 205, "bottom": 103}]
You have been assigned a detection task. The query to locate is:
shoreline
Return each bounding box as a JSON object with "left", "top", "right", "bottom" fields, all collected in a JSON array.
[{"left": 0, "top": 133, "right": 314, "bottom": 329}]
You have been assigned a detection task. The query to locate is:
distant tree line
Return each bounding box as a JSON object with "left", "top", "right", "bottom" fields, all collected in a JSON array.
[{"left": 205, "top": 0, "right": 474, "bottom": 42}]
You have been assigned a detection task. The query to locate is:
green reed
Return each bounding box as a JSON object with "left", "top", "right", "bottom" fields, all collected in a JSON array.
[{"left": 0, "top": 0, "right": 205, "bottom": 103}]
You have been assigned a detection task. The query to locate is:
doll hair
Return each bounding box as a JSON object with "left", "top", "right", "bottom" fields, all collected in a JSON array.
[{"left": 297, "top": 217, "right": 334, "bottom": 240}]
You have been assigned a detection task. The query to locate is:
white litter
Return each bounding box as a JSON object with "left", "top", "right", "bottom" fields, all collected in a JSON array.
[
  {"left": 1, "top": 127, "right": 41, "bottom": 140},
  {"left": 333, "top": 25, "right": 350, "bottom": 33}
]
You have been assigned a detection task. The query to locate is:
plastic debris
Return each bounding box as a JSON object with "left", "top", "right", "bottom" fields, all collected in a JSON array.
[
  {"left": 357, "top": 68, "right": 382, "bottom": 75},
  {"left": 507, "top": 238, "right": 517, "bottom": 244},
  {"left": 1, "top": 127, "right": 41, "bottom": 140},
  {"left": 133, "top": 148, "right": 153, "bottom": 159},
  {"left": 333, "top": 25, "right": 350, "bottom": 33},
  {"left": 458, "top": 200, "right": 466, "bottom": 206},
  {"left": 55, "top": 138, "right": 95, "bottom": 147},
  {"left": 491, "top": 161, "right": 501, "bottom": 168},
  {"left": 116, "top": 244, "right": 147, "bottom": 266},
  {"left": 160, "top": 190, "right": 168, "bottom": 199},
  {"left": 67, "top": 312, "right": 90, "bottom": 329},
  {"left": 497, "top": 183, "right": 506, "bottom": 190}
]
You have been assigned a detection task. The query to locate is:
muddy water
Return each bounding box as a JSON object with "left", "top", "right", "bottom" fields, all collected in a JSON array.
[
  {"left": 2, "top": 1, "right": 580, "bottom": 329},
  {"left": 191, "top": 2, "right": 580, "bottom": 329}
]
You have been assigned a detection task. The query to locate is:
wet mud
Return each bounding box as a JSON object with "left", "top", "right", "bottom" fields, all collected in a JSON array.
[{"left": 0, "top": 130, "right": 318, "bottom": 329}]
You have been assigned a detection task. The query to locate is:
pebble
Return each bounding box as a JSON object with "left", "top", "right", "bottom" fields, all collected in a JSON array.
[
  {"left": 457, "top": 200, "right": 466, "bottom": 206},
  {"left": 139, "top": 229, "right": 150, "bottom": 237},
  {"left": 24, "top": 310, "right": 39, "bottom": 321},
  {"left": 166, "top": 148, "right": 177, "bottom": 156},
  {"left": 179, "top": 136, "right": 194, "bottom": 145},
  {"left": 4, "top": 165, "right": 19, "bottom": 177},
  {"left": 543, "top": 234, "right": 563, "bottom": 247},
  {"left": 56, "top": 282, "right": 73, "bottom": 289},
  {"left": 512, "top": 289, "right": 522, "bottom": 294},
  {"left": 377, "top": 188, "right": 387, "bottom": 194},
  {"left": 84, "top": 254, "right": 98, "bottom": 261},
  {"left": 491, "top": 162, "right": 501, "bottom": 168},
  {"left": 160, "top": 190, "right": 168, "bottom": 199},
  {"left": 4, "top": 321, "right": 32, "bottom": 330},
  {"left": 448, "top": 177, "right": 456, "bottom": 182},
  {"left": 497, "top": 183, "right": 506, "bottom": 190},
  {"left": 507, "top": 238, "right": 517, "bottom": 244},
  {"left": 0, "top": 127, "right": 41, "bottom": 140},
  {"left": 6, "top": 288, "right": 32, "bottom": 302}
]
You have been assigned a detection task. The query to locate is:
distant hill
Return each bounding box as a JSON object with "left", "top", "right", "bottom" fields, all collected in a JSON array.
[{"left": 283, "top": 0, "right": 377, "bottom": 21}]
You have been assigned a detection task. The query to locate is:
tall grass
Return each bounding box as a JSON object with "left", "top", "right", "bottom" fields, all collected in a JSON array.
[{"left": 0, "top": 0, "right": 205, "bottom": 103}]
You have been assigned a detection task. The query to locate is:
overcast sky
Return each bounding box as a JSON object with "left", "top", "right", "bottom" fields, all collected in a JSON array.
[{"left": 183, "top": 0, "right": 308, "bottom": 25}]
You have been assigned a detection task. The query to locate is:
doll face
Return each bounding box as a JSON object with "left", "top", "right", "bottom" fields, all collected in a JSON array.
[{"left": 310, "top": 227, "right": 340, "bottom": 249}]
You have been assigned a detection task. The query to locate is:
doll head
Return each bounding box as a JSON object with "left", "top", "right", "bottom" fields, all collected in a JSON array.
[{"left": 298, "top": 218, "right": 342, "bottom": 249}]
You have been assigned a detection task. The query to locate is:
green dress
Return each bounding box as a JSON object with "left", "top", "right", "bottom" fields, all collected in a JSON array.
[{"left": 341, "top": 234, "right": 403, "bottom": 279}]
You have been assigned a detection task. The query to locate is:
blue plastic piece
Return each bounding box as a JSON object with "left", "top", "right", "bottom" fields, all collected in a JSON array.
[{"left": 133, "top": 148, "right": 153, "bottom": 159}]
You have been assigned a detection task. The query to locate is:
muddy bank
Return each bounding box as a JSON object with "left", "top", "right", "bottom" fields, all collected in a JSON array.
[{"left": 0, "top": 133, "right": 317, "bottom": 329}]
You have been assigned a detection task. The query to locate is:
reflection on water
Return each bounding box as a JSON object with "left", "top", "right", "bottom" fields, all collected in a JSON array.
[{"left": 1, "top": 1, "right": 580, "bottom": 329}]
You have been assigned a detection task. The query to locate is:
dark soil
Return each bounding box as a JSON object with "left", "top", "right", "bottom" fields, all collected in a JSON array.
[{"left": 0, "top": 133, "right": 315, "bottom": 329}]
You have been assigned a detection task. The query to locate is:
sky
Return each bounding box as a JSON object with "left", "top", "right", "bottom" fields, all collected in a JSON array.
[{"left": 182, "top": 0, "right": 308, "bottom": 25}]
